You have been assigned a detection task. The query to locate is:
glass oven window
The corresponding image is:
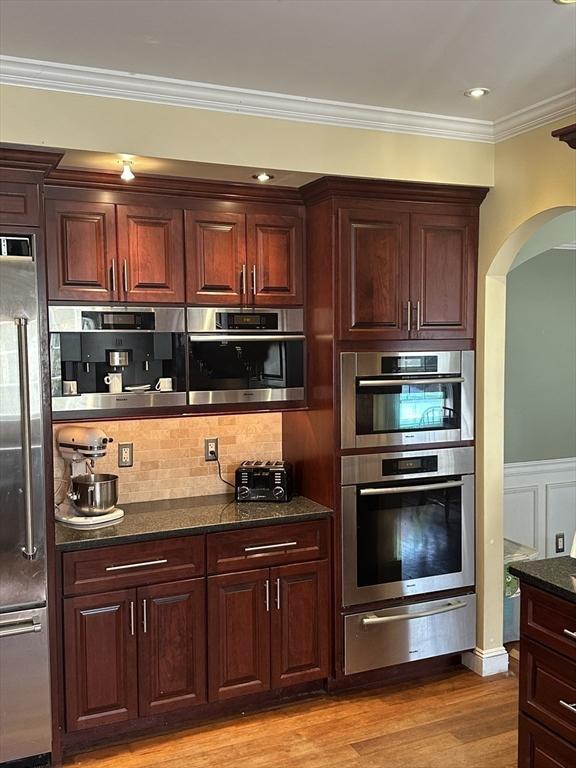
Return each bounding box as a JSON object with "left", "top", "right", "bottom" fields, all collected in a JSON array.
[
  {"left": 356, "top": 380, "right": 461, "bottom": 435},
  {"left": 188, "top": 339, "right": 304, "bottom": 391},
  {"left": 356, "top": 480, "right": 463, "bottom": 587}
]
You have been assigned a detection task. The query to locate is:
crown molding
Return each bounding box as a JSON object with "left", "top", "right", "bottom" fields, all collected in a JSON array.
[
  {"left": 493, "top": 91, "right": 576, "bottom": 142},
  {"left": 0, "top": 56, "right": 493, "bottom": 142},
  {"left": 0, "top": 56, "right": 574, "bottom": 145}
]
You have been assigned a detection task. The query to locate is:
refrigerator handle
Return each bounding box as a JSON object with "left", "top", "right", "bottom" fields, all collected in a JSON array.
[{"left": 15, "top": 317, "right": 36, "bottom": 560}]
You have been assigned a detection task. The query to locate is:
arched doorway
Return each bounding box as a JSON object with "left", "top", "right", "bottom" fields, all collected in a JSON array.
[{"left": 466, "top": 206, "right": 575, "bottom": 676}]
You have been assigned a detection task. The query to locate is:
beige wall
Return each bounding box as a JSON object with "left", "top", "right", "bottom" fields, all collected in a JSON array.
[
  {"left": 54, "top": 413, "right": 282, "bottom": 506},
  {"left": 0, "top": 85, "right": 494, "bottom": 186},
  {"left": 476, "top": 117, "right": 576, "bottom": 652}
]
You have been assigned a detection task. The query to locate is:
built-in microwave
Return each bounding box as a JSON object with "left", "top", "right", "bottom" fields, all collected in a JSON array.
[
  {"left": 187, "top": 307, "right": 305, "bottom": 406},
  {"left": 340, "top": 350, "right": 474, "bottom": 449}
]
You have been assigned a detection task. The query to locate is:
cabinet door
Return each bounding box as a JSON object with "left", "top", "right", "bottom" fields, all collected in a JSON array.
[
  {"left": 339, "top": 208, "right": 410, "bottom": 340},
  {"left": 410, "top": 213, "right": 476, "bottom": 339},
  {"left": 207, "top": 569, "right": 270, "bottom": 701},
  {"left": 271, "top": 560, "right": 330, "bottom": 688},
  {"left": 0, "top": 181, "right": 40, "bottom": 227},
  {"left": 247, "top": 213, "right": 304, "bottom": 306},
  {"left": 117, "top": 205, "right": 184, "bottom": 303},
  {"left": 46, "top": 199, "right": 117, "bottom": 301},
  {"left": 519, "top": 712, "right": 576, "bottom": 768},
  {"left": 185, "top": 210, "right": 246, "bottom": 305},
  {"left": 63, "top": 589, "right": 138, "bottom": 731},
  {"left": 138, "top": 579, "right": 206, "bottom": 716}
]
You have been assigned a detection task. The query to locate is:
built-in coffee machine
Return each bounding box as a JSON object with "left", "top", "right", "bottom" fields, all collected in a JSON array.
[{"left": 49, "top": 305, "right": 186, "bottom": 416}]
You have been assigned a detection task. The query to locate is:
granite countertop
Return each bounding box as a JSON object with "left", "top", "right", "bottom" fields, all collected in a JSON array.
[
  {"left": 509, "top": 555, "right": 576, "bottom": 604},
  {"left": 55, "top": 494, "right": 332, "bottom": 551}
]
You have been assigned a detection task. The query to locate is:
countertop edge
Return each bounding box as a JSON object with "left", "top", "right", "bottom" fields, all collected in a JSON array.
[
  {"left": 509, "top": 561, "right": 576, "bottom": 605},
  {"left": 55, "top": 507, "right": 332, "bottom": 552}
]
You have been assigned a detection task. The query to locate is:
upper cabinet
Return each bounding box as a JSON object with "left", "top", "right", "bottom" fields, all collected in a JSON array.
[
  {"left": 409, "top": 213, "right": 476, "bottom": 340},
  {"left": 116, "top": 205, "right": 185, "bottom": 303},
  {"left": 185, "top": 210, "right": 246, "bottom": 305},
  {"left": 338, "top": 205, "right": 478, "bottom": 341},
  {"left": 339, "top": 208, "right": 410, "bottom": 340},
  {"left": 46, "top": 200, "right": 184, "bottom": 303},
  {"left": 46, "top": 199, "right": 118, "bottom": 302},
  {"left": 185, "top": 207, "right": 304, "bottom": 307}
]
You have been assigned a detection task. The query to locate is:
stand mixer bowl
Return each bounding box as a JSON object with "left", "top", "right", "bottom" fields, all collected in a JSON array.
[{"left": 68, "top": 473, "right": 119, "bottom": 515}]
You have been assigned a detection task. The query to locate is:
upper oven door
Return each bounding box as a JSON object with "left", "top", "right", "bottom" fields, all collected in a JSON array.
[
  {"left": 341, "top": 351, "right": 474, "bottom": 449},
  {"left": 341, "top": 448, "right": 475, "bottom": 607}
]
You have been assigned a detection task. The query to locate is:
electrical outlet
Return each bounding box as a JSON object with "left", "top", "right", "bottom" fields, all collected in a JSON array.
[
  {"left": 204, "top": 437, "right": 218, "bottom": 461},
  {"left": 555, "top": 532, "right": 565, "bottom": 553},
  {"left": 118, "top": 443, "right": 133, "bottom": 467}
]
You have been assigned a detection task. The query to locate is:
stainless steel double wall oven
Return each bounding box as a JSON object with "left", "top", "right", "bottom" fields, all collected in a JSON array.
[{"left": 340, "top": 350, "right": 476, "bottom": 675}]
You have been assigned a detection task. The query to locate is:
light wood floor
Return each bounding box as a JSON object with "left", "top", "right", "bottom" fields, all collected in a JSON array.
[{"left": 64, "top": 669, "right": 519, "bottom": 768}]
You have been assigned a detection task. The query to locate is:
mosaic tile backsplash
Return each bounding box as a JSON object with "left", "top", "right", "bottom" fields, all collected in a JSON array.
[{"left": 53, "top": 413, "right": 282, "bottom": 505}]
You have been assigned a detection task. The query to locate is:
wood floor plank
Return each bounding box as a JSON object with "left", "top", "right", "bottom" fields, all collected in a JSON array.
[{"left": 64, "top": 669, "right": 518, "bottom": 768}]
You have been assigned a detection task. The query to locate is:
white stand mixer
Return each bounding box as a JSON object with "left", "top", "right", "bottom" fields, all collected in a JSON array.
[{"left": 55, "top": 426, "right": 124, "bottom": 528}]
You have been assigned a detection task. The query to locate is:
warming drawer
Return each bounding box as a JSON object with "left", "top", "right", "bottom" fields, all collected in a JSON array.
[{"left": 344, "top": 593, "right": 476, "bottom": 675}]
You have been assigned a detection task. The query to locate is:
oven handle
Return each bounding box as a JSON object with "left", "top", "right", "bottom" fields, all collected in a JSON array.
[
  {"left": 361, "top": 599, "right": 467, "bottom": 626},
  {"left": 359, "top": 480, "right": 464, "bottom": 496},
  {"left": 357, "top": 377, "right": 465, "bottom": 387},
  {"left": 188, "top": 334, "right": 305, "bottom": 342}
]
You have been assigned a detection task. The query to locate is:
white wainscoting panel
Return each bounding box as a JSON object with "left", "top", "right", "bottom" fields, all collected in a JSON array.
[{"left": 504, "top": 458, "right": 576, "bottom": 558}]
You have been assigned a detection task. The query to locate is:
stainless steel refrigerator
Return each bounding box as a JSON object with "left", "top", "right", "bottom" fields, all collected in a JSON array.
[{"left": 0, "top": 234, "right": 51, "bottom": 763}]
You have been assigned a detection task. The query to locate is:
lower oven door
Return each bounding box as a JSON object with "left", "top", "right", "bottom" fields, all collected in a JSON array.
[
  {"left": 188, "top": 335, "right": 305, "bottom": 405},
  {"left": 342, "top": 473, "right": 475, "bottom": 606},
  {"left": 344, "top": 593, "right": 476, "bottom": 675}
]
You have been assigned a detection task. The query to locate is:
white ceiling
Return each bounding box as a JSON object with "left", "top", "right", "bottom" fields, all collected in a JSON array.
[{"left": 0, "top": 0, "right": 575, "bottom": 123}]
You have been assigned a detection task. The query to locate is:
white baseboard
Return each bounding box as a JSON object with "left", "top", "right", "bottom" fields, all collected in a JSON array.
[{"left": 462, "top": 646, "right": 509, "bottom": 677}]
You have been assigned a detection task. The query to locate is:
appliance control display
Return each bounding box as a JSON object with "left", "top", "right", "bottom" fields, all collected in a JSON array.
[
  {"left": 81, "top": 312, "right": 156, "bottom": 330},
  {"left": 216, "top": 312, "right": 279, "bottom": 330},
  {"left": 381, "top": 355, "right": 438, "bottom": 374},
  {"left": 381, "top": 455, "right": 438, "bottom": 475}
]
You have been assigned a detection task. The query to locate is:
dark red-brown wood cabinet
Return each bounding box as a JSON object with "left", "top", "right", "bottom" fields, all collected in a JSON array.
[
  {"left": 338, "top": 206, "right": 477, "bottom": 341},
  {"left": 206, "top": 520, "right": 330, "bottom": 702},
  {"left": 185, "top": 208, "right": 304, "bottom": 306},
  {"left": 46, "top": 200, "right": 185, "bottom": 303},
  {"left": 208, "top": 561, "right": 330, "bottom": 702}
]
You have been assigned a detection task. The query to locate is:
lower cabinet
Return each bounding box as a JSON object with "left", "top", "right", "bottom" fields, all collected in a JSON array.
[
  {"left": 208, "top": 560, "right": 330, "bottom": 702},
  {"left": 64, "top": 579, "right": 205, "bottom": 731}
]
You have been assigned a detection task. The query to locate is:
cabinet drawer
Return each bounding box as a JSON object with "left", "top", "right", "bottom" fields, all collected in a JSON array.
[
  {"left": 521, "top": 585, "right": 576, "bottom": 661},
  {"left": 519, "top": 713, "right": 576, "bottom": 768},
  {"left": 63, "top": 536, "right": 205, "bottom": 596},
  {"left": 0, "top": 182, "right": 40, "bottom": 226},
  {"left": 207, "top": 520, "right": 328, "bottom": 575},
  {"left": 520, "top": 638, "right": 576, "bottom": 745}
]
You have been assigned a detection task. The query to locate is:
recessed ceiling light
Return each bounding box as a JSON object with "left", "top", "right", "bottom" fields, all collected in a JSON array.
[
  {"left": 553, "top": 0, "right": 576, "bottom": 5},
  {"left": 464, "top": 87, "right": 491, "bottom": 99},
  {"left": 252, "top": 172, "right": 274, "bottom": 183},
  {"left": 120, "top": 161, "right": 135, "bottom": 181}
]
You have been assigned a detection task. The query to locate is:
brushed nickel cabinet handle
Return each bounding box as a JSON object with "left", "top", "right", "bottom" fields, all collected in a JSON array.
[
  {"left": 129, "top": 601, "right": 135, "bottom": 636},
  {"left": 110, "top": 258, "right": 117, "bottom": 293},
  {"left": 406, "top": 300, "right": 412, "bottom": 332},
  {"left": 265, "top": 579, "right": 270, "bottom": 612},
  {"left": 559, "top": 700, "right": 576, "bottom": 714},
  {"left": 123, "top": 259, "right": 129, "bottom": 294},
  {"left": 275, "top": 577, "right": 281, "bottom": 610},
  {"left": 105, "top": 558, "right": 168, "bottom": 571},
  {"left": 252, "top": 264, "right": 257, "bottom": 302},
  {"left": 241, "top": 263, "right": 247, "bottom": 297},
  {"left": 563, "top": 628, "right": 576, "bottom": 640},
  {"left": 142, "top": 599, "right": 148, "bottom": 634},
  {"left": 244, "top": 541, "right": 298, "bottom": 553},
  {"left": 416, "top": 300, "right": 421, "bottom": 331}
]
